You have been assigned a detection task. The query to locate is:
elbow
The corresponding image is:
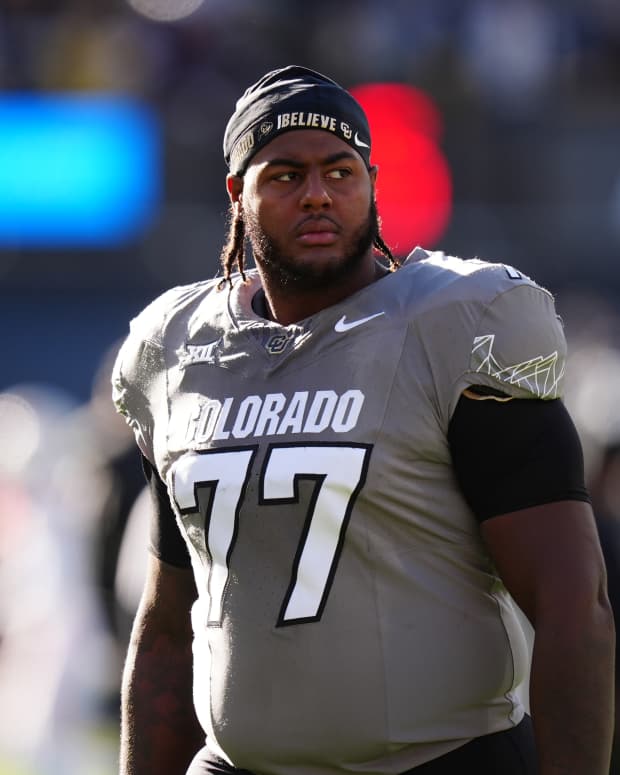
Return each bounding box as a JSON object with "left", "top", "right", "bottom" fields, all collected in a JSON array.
[
  {"left": 597, "top": 579, "right": 616, "bottom": 646},
  {"left": 533, "top": 567, "right": 616, "bottom": 650}
]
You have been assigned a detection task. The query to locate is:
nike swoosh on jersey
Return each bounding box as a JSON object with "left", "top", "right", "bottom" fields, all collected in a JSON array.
[{"left": 334, "top": 311, "right": 385, "bottom": 332}]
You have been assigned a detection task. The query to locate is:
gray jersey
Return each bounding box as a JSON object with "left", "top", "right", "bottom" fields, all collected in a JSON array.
[{"left": 112, "top": 248, "right": 566, "bottom": 775}]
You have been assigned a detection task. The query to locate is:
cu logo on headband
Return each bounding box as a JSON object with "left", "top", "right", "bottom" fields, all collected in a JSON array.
[
  {"left": 340, "top": 121, "right": 352, "bottom": 140},
  {"left": 259, "top": 121, "right": 274, "bottom": 136}
]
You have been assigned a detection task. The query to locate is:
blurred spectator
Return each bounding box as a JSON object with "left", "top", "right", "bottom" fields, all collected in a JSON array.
[
  {"left": 81, "top": 344, "right": 150, "bottom": 665},
  {"left": 459, "top": 0, "right": 557, "bottom": 119},
  {"left": 0, "top": 384, "right": 116, "bottom": 774},
  {"left": 562, "top": 301, "right": 620, "bottom": 774},
  {"left": 587, "top": 443, "right": 620, "bottom": 775}
]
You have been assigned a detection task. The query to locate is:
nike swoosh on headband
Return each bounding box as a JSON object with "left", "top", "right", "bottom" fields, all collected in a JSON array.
[{"left": 353, "top": 131, "right": 370, "bottom": 149}]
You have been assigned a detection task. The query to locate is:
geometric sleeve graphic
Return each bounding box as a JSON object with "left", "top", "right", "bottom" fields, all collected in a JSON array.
[{"left": 471, "top": 334, "right": 564, "bottom": 399}]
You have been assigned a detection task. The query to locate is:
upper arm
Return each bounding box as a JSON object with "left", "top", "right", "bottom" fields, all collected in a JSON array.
[
  {"left": 142, "top": 455, "right": 192, "bottom": 569},
  {"left": 448, "top": 391, "right": 607, "bottom": 627},
  {"left": 481, "top": 500, "right": 609, "bottom": 628}
]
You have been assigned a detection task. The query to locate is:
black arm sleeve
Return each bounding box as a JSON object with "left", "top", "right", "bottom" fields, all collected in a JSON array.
[
  {"left": 448, "top": 395, "right": 590, "bottom": 522},
  {"left": 141, "top": 454, "right": 192, "bottom": 568}
]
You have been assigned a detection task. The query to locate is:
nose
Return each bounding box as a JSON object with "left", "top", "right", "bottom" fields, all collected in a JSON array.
[{"left": 300, "top": 171, "right": 332, "bottom": 210}]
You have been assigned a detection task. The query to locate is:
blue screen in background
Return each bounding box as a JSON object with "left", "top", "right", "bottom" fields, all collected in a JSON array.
[{"left": 0, "top": 93, "right": 161, "bottom": 247}]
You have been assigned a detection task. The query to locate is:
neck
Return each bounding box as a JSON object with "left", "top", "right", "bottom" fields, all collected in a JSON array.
[{"left": 257, "top": 257, "right": 389, "bottom": 326}]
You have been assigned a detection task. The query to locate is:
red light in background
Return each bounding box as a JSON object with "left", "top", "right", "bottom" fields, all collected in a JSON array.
[{"left": 350, "top": 83, "right": 452, "bottom": 257}]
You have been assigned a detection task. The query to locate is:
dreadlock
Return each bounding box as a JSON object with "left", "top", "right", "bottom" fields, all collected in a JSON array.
[
  {"left": 372, "top": 204, "right": 400, "bottom": 272},
  {"left": 217, "top": 206, "right": 246, "bottom": 290},
  {"left": 216, "top": 201, "right": 400, "bottom": 290},
  {"left": 373, "top": 234, "right": 400, "bottom": 272}
]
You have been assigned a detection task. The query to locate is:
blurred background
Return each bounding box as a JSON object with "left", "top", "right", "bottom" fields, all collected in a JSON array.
[{"left": 0, "top": 0, "right": 619, "bottom": 773}]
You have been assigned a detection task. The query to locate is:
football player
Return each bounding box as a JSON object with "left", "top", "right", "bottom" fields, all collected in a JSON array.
[{"left": 112, "top": 66, "right": 614, "bottom": 775}]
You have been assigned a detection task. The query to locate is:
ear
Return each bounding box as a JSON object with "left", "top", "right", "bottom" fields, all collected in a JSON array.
[
  {"left": 226, "top": 174, "right": 244, "bottom": 209},
  {"left": 368, "top": 164, "right": 378, "bottom": 187}
]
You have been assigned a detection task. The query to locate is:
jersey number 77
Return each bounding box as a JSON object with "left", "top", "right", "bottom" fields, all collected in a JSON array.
[{"left": 168, "top": 443, "right": 373, "bottom": 627}]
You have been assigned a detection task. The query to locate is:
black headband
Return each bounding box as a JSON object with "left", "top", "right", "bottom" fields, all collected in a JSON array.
[{"left": 223, "top": 65, "right": 372, "bottom": 175}]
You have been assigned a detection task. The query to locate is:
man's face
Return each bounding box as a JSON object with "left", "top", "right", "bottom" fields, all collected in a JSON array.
[{"left": 229, "top": 130, "right": 378, "bottom": 291}]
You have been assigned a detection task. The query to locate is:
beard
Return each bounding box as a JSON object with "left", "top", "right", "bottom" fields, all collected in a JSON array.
[{"left": 243, "top": 200, "right": 380, "bottom": 292}]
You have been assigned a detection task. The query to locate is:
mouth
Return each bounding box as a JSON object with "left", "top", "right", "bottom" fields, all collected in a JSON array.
[{"left": 295, "top": 217, "right": 340, "bottom": 246}]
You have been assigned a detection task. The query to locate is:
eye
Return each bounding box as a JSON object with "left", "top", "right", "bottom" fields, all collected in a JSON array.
[
  {"left": 273, "top": 171, "right": 299, "bottom": 182},
  {"left": 326, "top": 168, "right": 352, "bottom": 180}
]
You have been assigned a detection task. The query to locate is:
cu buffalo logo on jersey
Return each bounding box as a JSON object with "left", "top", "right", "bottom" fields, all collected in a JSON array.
[{"left": 265, "top": 331, "right": 294, "bottom": 354}]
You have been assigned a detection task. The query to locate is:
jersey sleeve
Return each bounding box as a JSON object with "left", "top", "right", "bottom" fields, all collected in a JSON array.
[
  {"left": 112, "top": 334, "right": 163, "bottom": 461},
  {"left": 111, "top": 281, "right": 218, "bottom": 463},
  {"left": 462, "top": 279, "right": 566, "bottom": 402},
  {"left": 111, "top": 307, "right": 168, "bottom": 463}
]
